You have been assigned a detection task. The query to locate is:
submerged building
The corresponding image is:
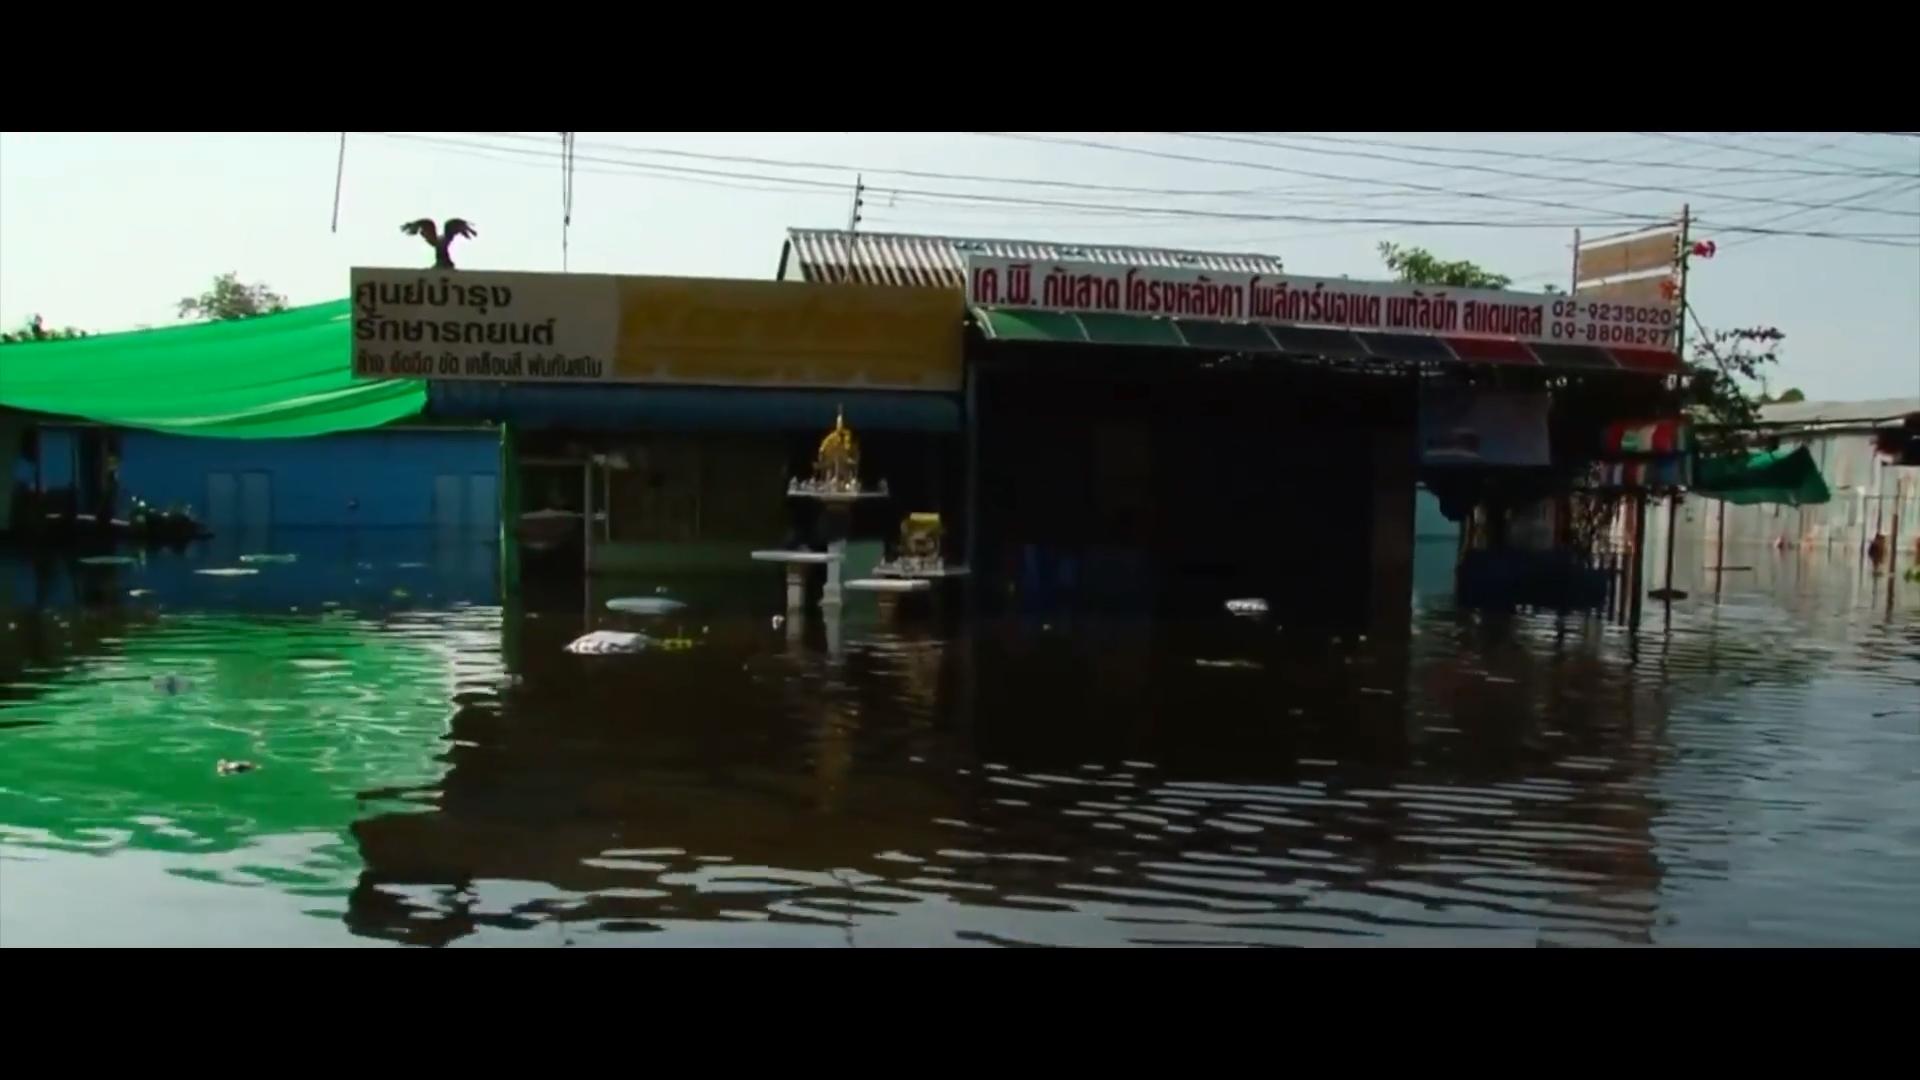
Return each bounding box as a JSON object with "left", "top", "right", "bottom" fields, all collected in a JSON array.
[
  {"left": 1655, "top": 397, "right": 1920, "bottom": 560},
  {"left": 4, "top": 226, "right": 1690, "bottom": 629}
]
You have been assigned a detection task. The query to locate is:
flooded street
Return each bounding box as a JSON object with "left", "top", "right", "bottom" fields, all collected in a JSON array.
[{"left": 2, "top": 543, "right": 1916, "bottom": 947}]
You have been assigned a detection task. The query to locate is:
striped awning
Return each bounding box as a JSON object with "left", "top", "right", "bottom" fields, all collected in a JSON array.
[
  {"left": 1602, "top": 418, "right": 1692, "bottom": 454},
  {"left": 972, "top": 307, "right": 1683, "bottom": 372},
  {"left": 781, "top": 229, "right": 1287, "bottom": 289}
]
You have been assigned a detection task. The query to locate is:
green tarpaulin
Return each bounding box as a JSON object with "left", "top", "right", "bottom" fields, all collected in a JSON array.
[
  {"left": 0, "top": 300, "right": 424, "bottom": 438},
  {"left": 1694, "top": 445, "right": 1831, "bottom": 506}
]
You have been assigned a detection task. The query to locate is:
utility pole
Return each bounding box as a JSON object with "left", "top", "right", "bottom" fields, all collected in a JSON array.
[
  {"left": 847, "top": 174, "right": 864, "bottom": 233},
  {"left": 1660, "top": 204, "right": 1691, "bottom": 613}
]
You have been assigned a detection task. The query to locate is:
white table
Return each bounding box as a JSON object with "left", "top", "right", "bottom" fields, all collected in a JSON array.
[{"left": 751, "top": 549, "right": 841, "bottom": 612}]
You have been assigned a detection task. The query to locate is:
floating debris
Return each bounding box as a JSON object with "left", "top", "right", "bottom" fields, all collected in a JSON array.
[
  {"left": 152, "top": 674, "right": 192, "bottom": 694},
  {"left": 195, "top": 568, "right": 258, "bottom": 577},
  {"left": 391, "top": 587, "right": 411, "bottom": 600},
  {"left": 239, "top": 553, "right": 298, "bottom": 565},
  {"left": 129, "top": 589, "right": 154, "bottom": 598},
  {"left": 1359, "top": 687, "right": 1394, "bottom": 696},
  {"left": 770, "top": 614, "right": 785, "bottom": 630},
  {"left": 215, "top": 759, "right": 257, "bottom": 776},
  {"left": 78, "top": 555, "right": 137, "bottom": 566},
  {"left": 395, "top": 562, "right": 427, "bottom": 569},
  {"left": 1225, "top": 597, "right": 1268, "bottom": 616},
  {"left": 606, "top": 597, "right": 687, "bottom": 615},
  {"left": 1195, "top": 657, "right": 1262, "bottom": 670},
  {"left": 565, "top": 630, "right": 649, "bottom": 655}
]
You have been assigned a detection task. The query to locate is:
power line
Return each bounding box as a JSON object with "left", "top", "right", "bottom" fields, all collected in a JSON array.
[
  {"left": 1172, "top": 132, "right": 1920, "bottom": 217},
  {"left": 978, "top": 132, "right": 1916, "bottom": 244},
  {"left": 372, "top": 132, "right": 1662, "bottom": 231},
  {"left": 472, "top": 130, "right": 1281, "bottom": 200},
  {"left": 1231, "top": 131, "right": 1914, "bottom": 180},
  {"left": 1634, "top": 131, "right": 1916, "bottom": 174},
  {"left": 474, "top": 129, "right": 1653, "bottom": 216},
  {"left": 1715, "top": 176, "right": 1920, "bottom": 250},
  {"left": 977, "top": 131, "right": 1677, "bottom": 223},
  {"left": 374, "top": 132, "right": 1919, "bottom": 246}
]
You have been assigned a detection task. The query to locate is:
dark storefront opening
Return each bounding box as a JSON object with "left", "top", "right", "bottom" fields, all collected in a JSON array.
[{"left": 971, "top": 344, "right": 1417, "bottom": 625}]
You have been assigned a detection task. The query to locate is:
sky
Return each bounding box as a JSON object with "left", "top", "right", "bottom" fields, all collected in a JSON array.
[{"left": 2, "top": 131, "right": 1916, "bottom": 400}]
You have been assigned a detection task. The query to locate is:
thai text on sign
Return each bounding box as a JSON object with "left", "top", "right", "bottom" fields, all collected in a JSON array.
[
  {"left": 348, "top": 268, "right": 963, "bottom": 389},
  {"left": 964, "top": 256, "right": 1679, "bottom": 351},
  {"left": 352, "top": 269, "right": 617, "bottom": 382}
]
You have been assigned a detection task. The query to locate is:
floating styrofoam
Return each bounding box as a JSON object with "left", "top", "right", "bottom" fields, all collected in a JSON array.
[{"left": 565, "top": 630, "right": 649, "bottom": 655}]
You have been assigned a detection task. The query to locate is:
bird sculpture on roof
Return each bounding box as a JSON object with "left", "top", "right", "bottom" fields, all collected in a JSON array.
[{"left": 400, "top": 218, "right": 478, "bottom": 269}]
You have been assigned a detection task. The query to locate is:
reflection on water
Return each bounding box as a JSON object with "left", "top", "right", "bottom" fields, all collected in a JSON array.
[{"left": 2, "top": 540, "right": 1916, "bottom": 946}]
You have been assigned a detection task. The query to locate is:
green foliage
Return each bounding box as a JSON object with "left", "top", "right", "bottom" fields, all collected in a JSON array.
[
  {"left": 178, "top": 272, "right": 287, "bottom": 322},
  {"left": 1774, "top": 387, "right": 1806, "bottom": 404},
  {"left": 1378, "top": 242, "right": 1513, "bottom": 289},
  {"left": 1690, "top": 319, "right": 1785, "bottom": 446},
  {"left": 1, "top": 314, "right": 86, "bottom": 344}
]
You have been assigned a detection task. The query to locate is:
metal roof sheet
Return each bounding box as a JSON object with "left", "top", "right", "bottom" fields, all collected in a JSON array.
[
  {"left": 783, "top": 228, "right": 1286, "bottom": 289},
  {"left": 1754, "top": 397, "right": 1920, "bottom": 428}
]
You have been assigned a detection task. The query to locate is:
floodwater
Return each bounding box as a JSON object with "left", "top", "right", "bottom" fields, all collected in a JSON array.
[{"left": 1, "top": 539, "right": 1916, "bottom": 947}]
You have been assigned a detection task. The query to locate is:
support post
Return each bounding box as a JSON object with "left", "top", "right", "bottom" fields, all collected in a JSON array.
[
  {"left": 963, "top": 360, "right": 981, "bottom": 601},
  {"left": 1889, "top": 474, "right": 1904, "bottom": 582},
  {"left": 1714, "top": 496, "right": 1726, "bottom": 600},
  {"left": 785, "top": 564, "right": 806, "bottom": 613},
  {"left": 1629, "top": 492, "right": 1648, "bottom": 628},
  {"left": 582, "top": 458, "right": 594, "bottom": 578}
]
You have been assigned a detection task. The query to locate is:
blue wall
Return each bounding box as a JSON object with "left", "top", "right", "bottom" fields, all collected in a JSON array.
[{"left": 114, "top": 427, "right": 500, "bottom": 529}]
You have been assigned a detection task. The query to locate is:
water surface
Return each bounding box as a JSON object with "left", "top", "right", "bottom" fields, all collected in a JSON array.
[{"left": 2, "top": 542, "right": 1915, "bottom": 946}]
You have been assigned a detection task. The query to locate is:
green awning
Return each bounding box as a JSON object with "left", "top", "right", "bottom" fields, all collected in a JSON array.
[
  {"left": 1694, "top": 446, "right": 1831, "bottom": 506},
  {"left": 975, "top": 308, "right": 1088, "bottom": 343},
  {"left": 1079, "top": 311, "right": 1184, "bottom": 347},
  {"left": 975, "top": 306, "right": 1270, "bottom": 350},
  {"left": 0, "top": 301, "right": 425, "bottom": 439}
]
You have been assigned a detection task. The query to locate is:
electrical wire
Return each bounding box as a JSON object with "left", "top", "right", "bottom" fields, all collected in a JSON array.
[
  {"left": 977, "top": 131, "right": 1674, "bottom": 223},
  {"left": 471, "top": 130, "right": 1280, "bottom": 200},
  {"left": 1170, "top": 132, "right": 1920, "bottom": 217},
  {"left": 372, "top": 132, "right": 1920, "bottom": 246},
  {"left": 371, "top": 132, "right": 1666, "bottom": 232},
  {"left": 560, "top": 131, "right": 577, "bottom": 270},
  {"left": 1226, "top": 131, "right": 1914, "bottom": 180}
]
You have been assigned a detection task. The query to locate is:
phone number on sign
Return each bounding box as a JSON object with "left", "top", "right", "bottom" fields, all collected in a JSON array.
[
  {"left": 1552, "top": 298, "right": 1675, "bottom": 327},
  {"left": 1549, "top": 321, "right": 1676, "bottom": 346}
]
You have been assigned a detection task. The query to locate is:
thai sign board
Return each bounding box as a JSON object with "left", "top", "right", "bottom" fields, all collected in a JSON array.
[
  {"left": 963, "top": 256, "right": 1678, "bottom": 351},
  {"left": 349, "top": 268, "right": 964, "bottom": 391},
  {"left": 1573, "top": 225, "right": 1681, "bottom": 320},
  {"left": 1574, "top": 229, "right": 1678, "bottom": 284}
]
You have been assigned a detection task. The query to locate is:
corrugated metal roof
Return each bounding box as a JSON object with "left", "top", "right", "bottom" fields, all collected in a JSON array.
[
  {"left": 782, "top": 228, "right": 1286, "bottom": 289},
  {"left": 1756, "top": 397, "right": 1920, "bottom": 428}
]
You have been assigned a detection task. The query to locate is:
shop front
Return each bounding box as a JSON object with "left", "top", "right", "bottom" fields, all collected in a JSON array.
[{"left": 350, "top": 267, "right": 967, "bottom": 593}]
